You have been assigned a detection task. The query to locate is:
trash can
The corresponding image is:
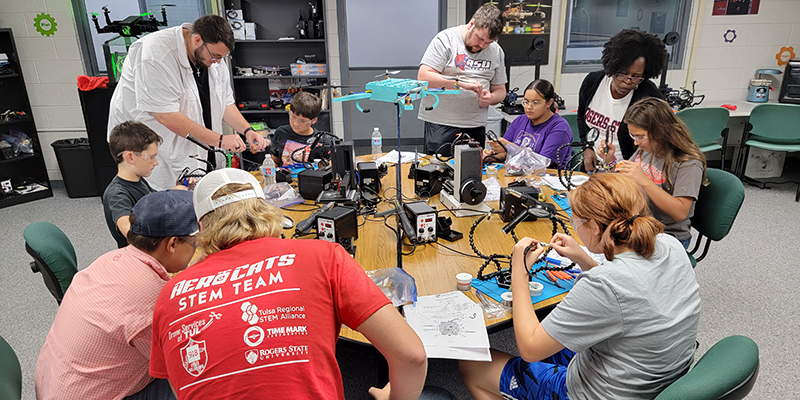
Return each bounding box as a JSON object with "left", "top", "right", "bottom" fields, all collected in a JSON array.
[{"left": 51, "top": 138, "right": 101, "bottom": 198}]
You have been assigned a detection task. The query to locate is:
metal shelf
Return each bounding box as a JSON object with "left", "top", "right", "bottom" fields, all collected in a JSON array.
[{"left": 233, "top": 74, "right": 327, "bottom": 80}]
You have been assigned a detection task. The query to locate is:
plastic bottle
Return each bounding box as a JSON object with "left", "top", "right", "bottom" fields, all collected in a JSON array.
[
  {"left": 371, "top": 127, "right": 382, "bottom": 159},
  {"left": 261, "top": 156, "right": 276, "bottom": 186}
]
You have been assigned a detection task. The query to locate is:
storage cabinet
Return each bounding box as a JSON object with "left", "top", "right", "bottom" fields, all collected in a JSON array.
[
  {"left": 0, "top": 28, "right": 53, "bottom": 208},
  {"left": 227, "top": 0, "right": 331, "bottom": 133}
]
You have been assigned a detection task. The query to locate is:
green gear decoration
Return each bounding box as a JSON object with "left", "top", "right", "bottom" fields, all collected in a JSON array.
[{"left": 34, "top": 13, "right": 58, "bottom": 37}]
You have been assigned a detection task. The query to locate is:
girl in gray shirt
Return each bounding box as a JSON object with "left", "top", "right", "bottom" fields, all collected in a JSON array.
[{"left": 460, "top": 172, "right": 701, "bottom": 400}]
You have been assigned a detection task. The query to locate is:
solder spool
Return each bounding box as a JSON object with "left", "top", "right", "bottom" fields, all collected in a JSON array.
[
  {"left": 501, "top": 291, "right": 513, "bottom": 307},
  {"left": 528, "top": 281, "right": 544, "bottom": 296}
]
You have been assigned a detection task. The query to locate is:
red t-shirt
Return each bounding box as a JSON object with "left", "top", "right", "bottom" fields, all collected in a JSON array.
[{"left": 150, "top": 237, "right": 390, "bottom": 399}]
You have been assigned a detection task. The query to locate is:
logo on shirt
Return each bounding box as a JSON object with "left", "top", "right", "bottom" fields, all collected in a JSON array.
[
  {"left": 244, "top": 326, "right": 265, "bottom": 347},
  {"left": 245, "top": 349, "right": 259, "bottom": 365},
  {"left": 454, "top": 54, "right": 492, "bottom": 71},
  {"left": 180, "top": 338, "right": 207, "bottom": 377},
  {"left": 241, "top": 301, "right": 259, "bottom": 325}
]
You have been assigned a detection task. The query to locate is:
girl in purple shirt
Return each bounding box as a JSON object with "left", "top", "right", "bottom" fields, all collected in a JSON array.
[{"left": 484, "top": 80, "right": 573, "bottom": 167}]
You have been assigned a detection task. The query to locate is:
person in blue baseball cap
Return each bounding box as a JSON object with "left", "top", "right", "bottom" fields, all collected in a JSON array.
[{"left": 35, "top": 190, "right": 198, "bottom": 400}]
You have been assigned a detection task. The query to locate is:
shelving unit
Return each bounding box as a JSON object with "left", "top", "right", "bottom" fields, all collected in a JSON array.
[
  {"left": 227, "top": 0, "right": 331, "bottom": 132},
  {"left": 0, "top": 28, "right": 53, "bottom": 208}
]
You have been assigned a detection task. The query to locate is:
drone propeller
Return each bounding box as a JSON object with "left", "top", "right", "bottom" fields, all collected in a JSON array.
[
  {"left": 374, "top": 70, "right": 401, "bottom": 79},
  {"left": 161, "top": 3, "right": 177, "bottom": 6},
  {"left": 525, "top": 3, "right": 552, "bottom": 7}
]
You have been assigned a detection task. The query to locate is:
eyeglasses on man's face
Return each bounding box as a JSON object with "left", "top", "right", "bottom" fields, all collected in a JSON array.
[{"left": 203, "top": 43, "right": 229, "bottom": 61}]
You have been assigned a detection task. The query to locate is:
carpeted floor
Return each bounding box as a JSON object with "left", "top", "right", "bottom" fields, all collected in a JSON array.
[{"left": 1, "top": 158, "right": 798, "bottom": 399}]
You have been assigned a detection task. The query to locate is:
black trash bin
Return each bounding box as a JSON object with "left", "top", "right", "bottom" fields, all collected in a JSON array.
[{"left": 51, "top": 138, "right": 100, "bottom": 198}]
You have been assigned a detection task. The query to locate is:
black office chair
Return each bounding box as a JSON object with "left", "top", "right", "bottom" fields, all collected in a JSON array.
[{"left": 23, "top": 222, "right": 78, "bottom": 304}]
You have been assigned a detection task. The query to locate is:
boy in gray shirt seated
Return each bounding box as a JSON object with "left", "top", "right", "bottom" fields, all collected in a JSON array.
[{"left": 103, "top": 121, "right": 187, "bottom": 248}]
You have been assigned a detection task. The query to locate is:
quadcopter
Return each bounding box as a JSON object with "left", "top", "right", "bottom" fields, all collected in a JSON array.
[
  {"left": 331, "top": 74, "right": 462, "bottom": 116},
  {"left": 92, "top": 4, "right": 174, "bottom": 37}
]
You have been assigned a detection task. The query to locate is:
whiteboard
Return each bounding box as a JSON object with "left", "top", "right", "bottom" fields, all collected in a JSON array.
[{"left": 345, "top": 0, "right": 441, "bottom": 68}]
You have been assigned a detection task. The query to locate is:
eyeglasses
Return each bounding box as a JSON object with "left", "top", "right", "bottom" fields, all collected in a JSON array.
[
  {"left": 570, "top": 215, "right": 587, "bottom": 230},
  {"left": 614, "top": 73, "right": 644, "bottom": 84},
  {"left": 179, "top": 235, "right": 197, "bottom": 248},
  {"left": 289, "top": 112, "right": 313, "bottom": 125},
  {"left": 629, "top": 131, "right": 648, "bottom": 142},
  {"left": 521, "top": 99, "right": 545, "bottom": 108},
  {"left": 118, "top": 151, "right": 158, "bottom": 164},
  {"left": 203, "top": 43, "right": 229, "bottom": 61}
]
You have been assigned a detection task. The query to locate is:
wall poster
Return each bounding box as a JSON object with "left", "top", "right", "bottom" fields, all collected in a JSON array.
[{"left": 712, "top": 0, "right": 760, "bottom": 15}]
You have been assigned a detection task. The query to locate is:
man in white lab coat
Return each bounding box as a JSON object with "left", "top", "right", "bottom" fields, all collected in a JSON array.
[{"left": 108, "top": 15, "right": 267, "bottom": 190}]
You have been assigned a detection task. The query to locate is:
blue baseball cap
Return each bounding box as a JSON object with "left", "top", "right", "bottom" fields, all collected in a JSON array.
[{"left": 130, "top": 190, "right": 199, "bottom": 237}]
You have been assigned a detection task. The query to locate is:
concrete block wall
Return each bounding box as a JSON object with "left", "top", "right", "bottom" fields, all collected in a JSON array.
[
  {"left": 0, "top": 0, "right": 88, "bottom": 181},
  {"left": 690, "top": 0, "right": 800, "bottom": 103}
]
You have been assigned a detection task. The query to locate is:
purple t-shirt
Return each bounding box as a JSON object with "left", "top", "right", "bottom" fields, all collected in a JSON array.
[{"left": 503, "top": 113, "right": 573, "bottom": 167}]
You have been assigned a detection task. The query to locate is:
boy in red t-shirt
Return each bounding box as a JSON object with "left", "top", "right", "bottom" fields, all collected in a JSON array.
[{"left": 150, "top": 168, "right": 427, "bottom": 399}]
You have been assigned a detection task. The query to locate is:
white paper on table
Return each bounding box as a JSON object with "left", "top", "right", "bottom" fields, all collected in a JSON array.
[
  {"left": 540, "top": 175, "right": 589, "bottom": 191},
  {"left": 404, "top": 291, "right": 491, "bottom": 361},
  {"left": 376, "top": 150, "right": 421, "bottom": 165},
  {"left": 482, "top": 176, "right": 501, "bottom": 202}
]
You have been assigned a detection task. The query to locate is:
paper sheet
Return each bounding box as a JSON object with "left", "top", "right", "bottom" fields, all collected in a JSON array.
[
  {"left": 404, "top": 291, "right": 491, "bottom": 361},
  {"left": 376, "top": 150, "right": 421, "bottom": 165},
  {"left": 482, "top": 176, "right": 502, "bottom": 202},
  {"left": 540, "top": 175, "right": 589, "bottom": 191}
]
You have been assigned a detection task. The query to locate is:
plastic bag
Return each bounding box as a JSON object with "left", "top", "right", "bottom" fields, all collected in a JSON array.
[
  {"left": 504, "top": 142, "right": 550, "bottom": 176},
  {"left": 475, "top": 290, "right": 511, "bottom": 321},
  {"left": 8, "top": 129, "right": 34, "bottom": 154},
  {"left": 263, "top": 182, "right": 304, "bottom": 208},
  {"left": 366, "top": 267, "right": 418, "bottom": 307}
]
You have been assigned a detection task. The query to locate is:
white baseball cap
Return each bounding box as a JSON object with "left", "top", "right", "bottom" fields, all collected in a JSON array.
[{"left": 193, "top": 168, "right": 264, "bottom": 220}]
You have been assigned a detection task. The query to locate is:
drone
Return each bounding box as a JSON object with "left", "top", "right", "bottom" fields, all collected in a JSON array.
[
  {"left": 92, "top": 4, "right": 174, "bottom": 37},
  {"left": 331, "top": 75, "right": 461, "bottom": 116}
]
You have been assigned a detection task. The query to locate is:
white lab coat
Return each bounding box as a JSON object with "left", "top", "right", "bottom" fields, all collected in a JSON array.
[{"left": 108, "top": 23, "right": 234, "bottom": 190}]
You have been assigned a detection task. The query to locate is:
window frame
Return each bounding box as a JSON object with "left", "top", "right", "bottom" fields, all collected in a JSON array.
[{"left": 561, "top": 0, "right": 692, "bottom": 74}]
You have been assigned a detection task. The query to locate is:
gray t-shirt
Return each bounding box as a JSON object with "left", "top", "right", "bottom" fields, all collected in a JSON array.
[
  {"left": 541, "top": 234, "right": 701, "bottom": 400},
  {"left": 630, "top": 149, "right": 703, "bottom": 240},
  {"left": 417, "top": 26, "right": 507, "bottom": 128},
  {"left": 102, "top": 175, "right": 155, "bottom": 248}
]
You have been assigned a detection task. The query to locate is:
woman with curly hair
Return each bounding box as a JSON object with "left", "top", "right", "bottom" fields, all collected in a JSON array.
[
  {"left": 578, "top": 29, "right": 668, "bottom": 172},
  {"left": 599, "top": 97, "right": 707, "bottom": 248},
  {"left": 459, "top": 172, "right": 700, "bottom": 400}
]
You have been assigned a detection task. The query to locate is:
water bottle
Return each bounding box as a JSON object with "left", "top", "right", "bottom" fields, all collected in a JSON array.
[
  {"left": 371, "top": 127, "right": 382, "bottom": 159},
  {"left": 261, "top": 156, "right": 276, "bottom": 186}
]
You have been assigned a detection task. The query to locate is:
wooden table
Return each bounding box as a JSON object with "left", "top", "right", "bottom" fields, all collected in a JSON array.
[{"left": 280, "top": 159, "right": 578, "bottom": 346}]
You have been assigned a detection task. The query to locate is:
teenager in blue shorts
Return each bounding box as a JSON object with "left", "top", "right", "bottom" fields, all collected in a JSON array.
[{"left": 459, "top": 173, "right": 701, "bottom": 399}]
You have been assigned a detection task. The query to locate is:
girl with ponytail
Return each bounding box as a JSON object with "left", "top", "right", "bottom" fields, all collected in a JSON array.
[{"left": 460, "top": 173, "right": 701, "bottom": 400}]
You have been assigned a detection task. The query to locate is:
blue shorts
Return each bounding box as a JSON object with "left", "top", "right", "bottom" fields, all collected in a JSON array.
[{"left": 499, "top": 349, "right": 574, "bottom": 400}]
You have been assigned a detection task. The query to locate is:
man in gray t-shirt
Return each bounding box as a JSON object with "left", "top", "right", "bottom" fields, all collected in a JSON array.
[{"left": 417, "top": 4, "right": 507, "bottom": 156}]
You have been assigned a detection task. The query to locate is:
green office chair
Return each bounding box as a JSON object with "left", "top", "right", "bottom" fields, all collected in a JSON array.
[
  {"left": 687, "top": 168, "right": 745, "bottom": 268},
  {"left": 677, "top": 107, "right": 730, "bottom": 171},
  {"left": 655, "top": 335, "right": 759, "bottom": 400},
  {"left": 23, "top": 222, "right": 78, "bottom": 304},
  {"left": 733, "top": 103, "right": 800, "bottom": 201},
  {"left": 0, "top": 335, "right": 22, "bottom": 400},
  {"left": 560, "top": 112, "right": 583, "bottom": 170}
]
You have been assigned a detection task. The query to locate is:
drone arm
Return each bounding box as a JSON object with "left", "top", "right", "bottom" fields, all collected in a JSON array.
[
  {"left": 160, "top": 5, "right": 168, "bottom": 26},
  {"left": 104, "top": 7, "right": 112, "bottom": 25},
  {"left": 92, "top": 14, "right": 102, "bottom": 33},
  {"left": 355, "top": 99, "right": 370, "bottom": 113}
]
